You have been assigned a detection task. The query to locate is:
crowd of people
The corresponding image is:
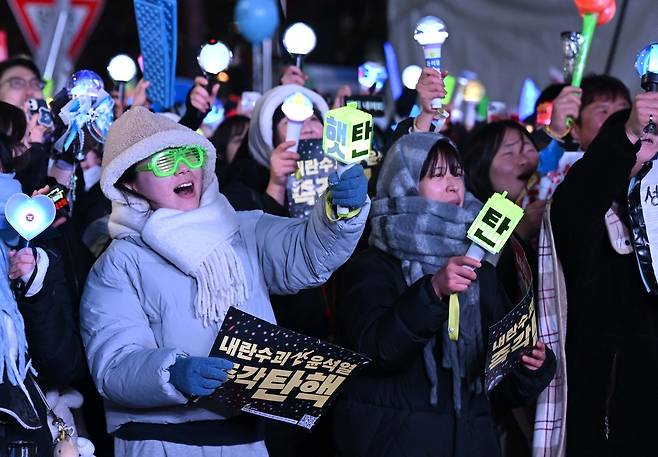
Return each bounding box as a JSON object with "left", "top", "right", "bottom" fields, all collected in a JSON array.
[{"left": 0, "top": 34, "right": 656, "bottom": 457}]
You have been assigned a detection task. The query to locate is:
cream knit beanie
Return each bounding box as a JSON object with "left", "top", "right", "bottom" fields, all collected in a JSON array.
[
  {"left": 248, "top": 84, "right": 329, "bottom": 168},
  {"left": 100, "top": 107, "right": 217, "bottom": 203}
]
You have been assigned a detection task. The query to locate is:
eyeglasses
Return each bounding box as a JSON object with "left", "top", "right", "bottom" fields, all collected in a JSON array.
[
  {"left": 0, "top": 77, "right": 45, "bottom": 91},
  {"left": 135, "top": 145, "right": 206, "bottom": 177}
]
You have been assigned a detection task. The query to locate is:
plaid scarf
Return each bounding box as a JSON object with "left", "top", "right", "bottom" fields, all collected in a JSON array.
[{"left": 532, "top": 203, "right": 568, "bottom": 457}]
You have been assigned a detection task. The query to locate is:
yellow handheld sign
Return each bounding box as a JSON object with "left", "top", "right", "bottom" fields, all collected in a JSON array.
[
  {"left": 467, "top": 191, "right": 525, "bottom": 255},
  {"left": 448, "top": 192, "right": 524, "bottom": 341},
  {"left": 322, "top": 101, "right": 373, "bottom": 165}
]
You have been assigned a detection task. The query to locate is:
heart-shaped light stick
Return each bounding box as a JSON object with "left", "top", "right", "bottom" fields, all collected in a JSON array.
[{"left": 5, "top": 194, "right": 56, "bottom": 244}]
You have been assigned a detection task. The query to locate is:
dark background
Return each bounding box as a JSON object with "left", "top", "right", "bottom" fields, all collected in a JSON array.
[{"left": 0, "top": 0, "right": 388, "bottom": 92}]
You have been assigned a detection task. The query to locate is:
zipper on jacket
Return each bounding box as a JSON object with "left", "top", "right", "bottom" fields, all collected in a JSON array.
[{"left": 604, "top": 351, "right": 619, "bottom": 440}]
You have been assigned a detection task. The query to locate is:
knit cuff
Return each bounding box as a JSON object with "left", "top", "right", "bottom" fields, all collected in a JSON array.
[{"left": 323, "top": 192, "right": 363, "bottom": 221}]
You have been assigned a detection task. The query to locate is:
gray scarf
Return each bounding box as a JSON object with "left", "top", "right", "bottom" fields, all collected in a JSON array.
[{"left": 369, "top": 133, "right": 485, "bottom": 414}]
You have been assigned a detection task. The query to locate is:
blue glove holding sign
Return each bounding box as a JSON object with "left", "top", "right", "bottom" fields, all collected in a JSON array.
[
  {"left": 169, "top": 356, "right": 233, "bottom": 397},
  {"left": 329, "top": 164, "right": 368, "bottom": 209}
]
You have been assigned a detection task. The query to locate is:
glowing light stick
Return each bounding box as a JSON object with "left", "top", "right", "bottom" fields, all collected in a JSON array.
[
  {"left": 565, "top": 0, "right": 615, "bottom": 129},
  {"left": 281, "top": 91, "right": 314, "bottom": 153},
  {"left": 282, "top": 22, "right": 317, "bottom": 70},
  {"left": 66, "top": 70, "right": 104, "bottom": 99},
  {"left": 107, "top": 54, "right": 137, "bottom": 104},
  {"left": 402, "top": 65, "right": 422, "bottom": 90},
  {"left": 358, "top": 61, "right": 388, "bottom": 93},
  {"left": 635, "top": 42, "right": 658, "bottom": 134},
  {"left": 636, "top": 42, "right": 658, "bottom": 92},
  {"left": 571, "top": 0, "right": 616, "bottom": 87},
  {"left": 323, "top": 102, "right": 372, "bottom": 216},
  {"left": 198, "top": 40, "right": 233, "bottom": 91},
  {"left": 413, "top": 16, "right": 449, "bottom": 120},
  {"left": 463, "top": 79, "right": 485, "bottom": 131},
  {"left": 450, "top": 72, "right": 475, "bottom": 124},
  {"left": 561, "top": 31, "right": 583, "bottom": 83},
  {"left": 5, "top": 194, "right": 56, "bottom": 244}
]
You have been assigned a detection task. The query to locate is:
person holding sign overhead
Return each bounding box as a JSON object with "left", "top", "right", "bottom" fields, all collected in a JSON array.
[
  {"left": 79, "top": 107, "right": 369, "bottom": 457},
  {"left": 551, "top": 91, "right": 658, "bottom": 455},
  {"left": 332, "top": 133, "right": 554, "bottom": 457}
]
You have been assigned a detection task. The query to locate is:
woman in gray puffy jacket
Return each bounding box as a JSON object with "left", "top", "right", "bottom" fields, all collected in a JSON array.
[{"left": 80, "top": 107, "right": 369, "bottom": 457}]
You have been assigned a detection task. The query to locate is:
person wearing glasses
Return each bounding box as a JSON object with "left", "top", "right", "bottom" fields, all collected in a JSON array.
[
  {"left": 79, "top": 107, "right": 369, "bottom": 457},
  {"left": 0, "top": 57, "right": 50, "bottom": 195},
  {"left": 0, "top": 56, "right": 44, "bottom": 112}
]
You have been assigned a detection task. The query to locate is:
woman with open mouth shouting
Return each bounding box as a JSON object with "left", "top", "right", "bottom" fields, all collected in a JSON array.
[{"left": 79, "top": 107, "right": 369, "bottom": 457}]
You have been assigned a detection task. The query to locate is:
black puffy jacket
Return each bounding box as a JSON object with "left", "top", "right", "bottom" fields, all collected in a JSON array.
[{"left": 333, "top": 248, "right": 555, "bottom": 457}]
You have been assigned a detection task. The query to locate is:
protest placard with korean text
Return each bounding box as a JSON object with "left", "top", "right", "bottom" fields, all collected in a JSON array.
[{"left": 200, "top": 307, "right": 370, "bottom": 430}]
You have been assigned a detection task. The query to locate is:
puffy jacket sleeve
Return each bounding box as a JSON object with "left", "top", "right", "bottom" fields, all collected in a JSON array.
[
  {"left": 80, "top": 240, "right": 187, "bottom": 408},
  {"left": 254, "top": 195, "right": 370, "bottom": 295},
  {"left": 336, "top": 249, "right": 448, "bottom": 371},
  {"left": 551, "top": 118, "right": 639, "bottom": 246}
]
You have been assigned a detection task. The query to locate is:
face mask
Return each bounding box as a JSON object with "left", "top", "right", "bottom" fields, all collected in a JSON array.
[{"left": 83, "top": 164, "right": 102, "bottom": 191}]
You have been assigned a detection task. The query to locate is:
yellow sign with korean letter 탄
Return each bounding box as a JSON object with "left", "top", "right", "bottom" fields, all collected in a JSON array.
[
  {"left": 322, "top": 101, "right": 373, "bottom": 165},
  {"left": 448, "top": 192, "right": 525, "bottom": 342},
  {"left": 467, "top": 191, "right": 525, "bottom": 255}
]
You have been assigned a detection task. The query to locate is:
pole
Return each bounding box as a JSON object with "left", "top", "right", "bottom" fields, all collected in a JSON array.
[
  {"left": 252, "top": 43, "right": 263, "bottom": 93},
  {"left": 263, "top": 38, "right": 273, "bottom": 91},
  {"left": 604, "top": 0, "right": 628, "bottom": 75}
]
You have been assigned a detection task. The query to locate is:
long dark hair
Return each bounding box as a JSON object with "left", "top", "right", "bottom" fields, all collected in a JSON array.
[
  {"left": 211, "top": 115, "right": 250, "bottom": 165},
  {"left": 462, "top": 120, "right": 536, "bottom": 202},
  {"left": 0, "top": 101, "right": 28, "bottom": 173}
]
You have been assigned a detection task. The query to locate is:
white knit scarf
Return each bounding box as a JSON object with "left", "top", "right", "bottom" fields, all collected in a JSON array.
[{"left": 108, "top": 178, "right": 249, "bottom": 326}]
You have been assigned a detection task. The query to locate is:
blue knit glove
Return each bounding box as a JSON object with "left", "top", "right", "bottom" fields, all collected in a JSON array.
[
  {"left": 168, "top": 356, "right": 233, "bottom": 397},
  {"left": 328, "top": 164, "right": 368, "bottom": 209}
]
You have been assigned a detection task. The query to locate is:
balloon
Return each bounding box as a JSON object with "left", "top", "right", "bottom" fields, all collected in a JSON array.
[
  {"left": 574, "top": 0, "right": 610, "bottom": 14},
  {"left": 597, "top": 0, "right": 616, "bottom": 25},
  {"left": 234, "top": 0, "right": 280, "bottom": 44}
]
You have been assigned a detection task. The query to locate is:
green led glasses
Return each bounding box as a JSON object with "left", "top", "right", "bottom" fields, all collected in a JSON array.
[{"left": 136, "top": 145, "right": 206, "bottom": 177}]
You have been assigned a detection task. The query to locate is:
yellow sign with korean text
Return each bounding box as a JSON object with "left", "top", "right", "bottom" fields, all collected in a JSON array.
[
  {"left": 467, "top": 191, "right": 524, "bottom": 255},
  {"left": 322, "top": 101, "right": 373, "bottom": 165}
]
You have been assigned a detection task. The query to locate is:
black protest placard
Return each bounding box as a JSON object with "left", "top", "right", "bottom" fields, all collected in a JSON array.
[
  {"left": 286, "top": 139, "right": 337, "bottom": 219},
  {"left": 484, "top": 241, "right": 537, "bottom": 391},
  {"left": 484, "top": 291, "right": 537, "bottom": 391},
  {"left": 199, "top": 307, "right": 370, "bottom": 430}
]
